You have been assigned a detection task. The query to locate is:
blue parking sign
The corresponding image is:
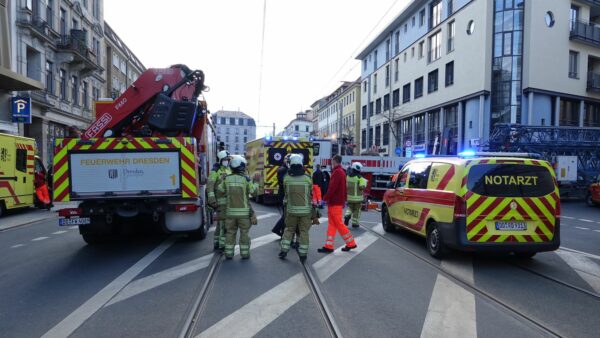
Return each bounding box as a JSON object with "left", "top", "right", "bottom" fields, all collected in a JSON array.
[{"left": 12, "top": 97, "right": 32, "bottom": 124}]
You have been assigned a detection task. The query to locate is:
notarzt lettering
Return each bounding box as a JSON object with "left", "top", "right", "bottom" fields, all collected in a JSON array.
[
  {"left": 404, "top": 208, "right": 420, "bottom": 218},
  {"left": 484, "top": 175, "right": 539, "bottom": 186}
]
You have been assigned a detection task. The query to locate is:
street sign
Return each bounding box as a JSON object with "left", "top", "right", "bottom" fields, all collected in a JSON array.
[
  {"left": 405, "top": 140, "right": 412, "bottom": 147},
  {"left": 405, "top": 147, "right": 412, "bottom": 158},
  {"left": 414, "top": 144, "right": 426, "bottom": 152},
  {"left": 395, "top": 147, "right": 403, "bottom": 156},
  {"left": 12, "top": 97, "right": 32, "bottom": 124}
]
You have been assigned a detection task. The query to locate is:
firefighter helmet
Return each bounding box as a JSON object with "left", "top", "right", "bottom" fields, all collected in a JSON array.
[
  {"left": 351, "top": 162, "right": 363, "bottom": 172},
  {"left": 230, "top": 155, "right": 247, "bottom": 171},
  {"left": 289, "top": 154, "right": 303, "bottom": 166},
  {"left": 217, "top": 150, "right": 230, "bottom": 161}
]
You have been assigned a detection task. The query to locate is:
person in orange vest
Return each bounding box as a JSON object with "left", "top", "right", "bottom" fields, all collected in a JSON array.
[{"left": 318, "top": 155, "right": 357, "bottom": 253}]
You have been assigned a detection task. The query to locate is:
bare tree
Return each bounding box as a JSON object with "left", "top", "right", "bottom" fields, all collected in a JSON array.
[{"left": 381, "top": 103, "right": 414, "bottom": 150}]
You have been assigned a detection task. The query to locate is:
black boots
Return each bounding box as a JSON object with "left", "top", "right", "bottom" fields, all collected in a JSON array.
[
  {"left": 341, "top": 245, "right": 357, "bottom": 252},
  {"left": 318, "top": 247, "right": 334, "bottom": 253},
  {"left": 344, "top": 215, "right": 351, "bottom": 226},
  {"left": 299, "top": 256, "right": 307, "bottom": 263},
  {"left": 278, "top": 251, "right": 287, "bottom": 259}
]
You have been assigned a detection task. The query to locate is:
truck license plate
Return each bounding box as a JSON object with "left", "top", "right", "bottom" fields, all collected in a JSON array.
[
  {"left": 495, "top": 221, "right": 527, "bottom": 231},
  {"left": 59, "top": 217, "right": 91, "bottom": 226}
]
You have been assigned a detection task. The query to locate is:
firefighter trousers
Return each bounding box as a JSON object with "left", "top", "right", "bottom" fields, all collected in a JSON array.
[
  {"left": 281, "top": 214, "right": 311, "bottom": 257},
  {"left": 215, "top": 205, "right": 227, "bottom": 249},
  {"left": 344, "top": 202, "right": 362, "bottom": 227},
  {"left": 325, "top": 205, "right": 356, "bottom": 249},
  {"left": 225, "top": 217, "right": 251, "bottom": 258}
]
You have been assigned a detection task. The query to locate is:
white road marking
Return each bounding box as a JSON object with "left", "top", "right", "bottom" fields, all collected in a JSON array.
[
  {"left": 559, "top": 247, "right": 600, "bottom": 261},
  {"left": 69, "top": 226, "right": 78, "bottom": 230},
  {"left": 106, "top": 233, "right": 280, "bottom": 306},
  {"left": 562, "top": 216, "right": 575, "bottom": 220},
  {"left": 197, "top": 232, "right": 378, "bottom": 338},
  {"left": 594, "top": 230, "right": 600, "bottom": 233},
  {"left": 420, "top": 275, "right": 477, "bottom": 338},
  {"left": 575, "top": 227, "right": 590, "bottom": 231},
  {"left": 556, "top": 250, "right": 600, "bottom": 294},
  {"left": 579, "top": 219, "right": 594, "bottom": 223},
  {"left": 41, "top": 238, "right": 175, "bottom": 338},
  {"left": 257, "top": 212, "right": 278, "bottom": 220},
  {"left": 11, "top": 244, "right": 25, "bottom": 249},
  {"left": 52, "top": 230, "right": 67, "bottom": 235},
  {"left": 372, "top": 223, "right": 386, "bottom": 235},
  {"left": 32, "top": 237, "right": 49, "bottom": 241}
]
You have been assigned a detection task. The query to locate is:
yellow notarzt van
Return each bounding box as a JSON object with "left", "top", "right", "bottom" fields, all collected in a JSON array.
[
  {"left": 0, "top": 133, "right": 38, "bottom": 216},
  {"left": 382, "top": 153, "right": 560, "bottom": 258}
]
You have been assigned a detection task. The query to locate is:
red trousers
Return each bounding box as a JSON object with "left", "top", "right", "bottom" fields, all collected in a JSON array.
[
  {"left": 312, "top": 185, "right": 322, "bottom": 204},
  {"left": 325, "top": 205, "right": 356, "bottom": 249}
]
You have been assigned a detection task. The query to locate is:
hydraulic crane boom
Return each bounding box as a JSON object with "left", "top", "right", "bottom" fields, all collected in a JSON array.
[{"left": 84, "top": 64, "right": 206, "bottom": 140}]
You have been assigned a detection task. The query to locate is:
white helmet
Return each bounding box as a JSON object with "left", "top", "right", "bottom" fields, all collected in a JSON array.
[
  {"left": 289, "top": 154, "right": 303, "bottom": 166},
  {"left": 351, "top": 162, "right": 363, "bottom": 172},
  {"left": 217, "top": 150, "right": 230, "bottom": 161},
  {"left": 230, "top": 155, "right": 247, "bottom": 170}
]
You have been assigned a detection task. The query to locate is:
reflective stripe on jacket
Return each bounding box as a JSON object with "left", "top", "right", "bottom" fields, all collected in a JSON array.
[
  {"left": 347, "top": 175, "right": 367, "bottom": 202},
  {"left": 218, "top": 174, "right": 256, "bottom": 218}
]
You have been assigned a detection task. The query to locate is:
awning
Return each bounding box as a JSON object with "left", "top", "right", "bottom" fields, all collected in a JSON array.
[{"left": 0, "top": 66, "right": 43, "bottom": 91}]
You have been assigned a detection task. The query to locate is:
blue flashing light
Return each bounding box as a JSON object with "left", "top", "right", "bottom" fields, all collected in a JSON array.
[
  {"left": 283, "top": 136, "right": 289, "bottom": 141},
  {"left": 292, "top": 136, "right": 298, "bottom": 141},
  {"left": 459, "top": 150, "right": 476, "bottom": 157},
  {"left": 309, "top": 137, "right": 314, "bottom": 141},
  {"left": 414, "top": 153, "right": 426, "bottom": 158},
  {"left": 265, "top": 135, "right": 272, "bottom": 141}
]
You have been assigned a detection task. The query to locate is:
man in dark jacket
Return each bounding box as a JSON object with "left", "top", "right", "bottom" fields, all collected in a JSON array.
[
  {"left": 318, "top": 155, "right": 357, "bottom": 253},
  {"left": 312, "top": 165, "right": 324, "bottom": 207},
  {"left": 321, "top": 165, "right": 330, "bottom": 196}
]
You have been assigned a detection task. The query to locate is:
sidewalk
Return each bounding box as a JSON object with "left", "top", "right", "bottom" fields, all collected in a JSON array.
[{"left": 0, "top": 202, "right": 79, "bottom": 231}]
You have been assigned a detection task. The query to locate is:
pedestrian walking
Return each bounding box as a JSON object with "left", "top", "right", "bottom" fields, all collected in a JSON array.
[
  {"left": 279, "top": 154, "right": 314, "bottom": 262},
  {"left": 344, "top": 162, "right": 368, "bottom": 228},
  {"left": 321, "top": 165, "right": 330, "bottom": 197},
  {"left": 207, "top": 150, "right": 231, "bottom": 250},
  {"left": 312, "top": 164, "right": 324, "bottom": 207},
  {"left": 218, "top": 155, "right": 256, "bottom": 260},
  {"left": 318, "top": 155, "right": 357, "bottom": 253}
]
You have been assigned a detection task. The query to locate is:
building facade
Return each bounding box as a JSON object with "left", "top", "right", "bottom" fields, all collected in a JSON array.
[
  {"left": 104, "top": 21, "right": 144, "bottom": 99},
  {"left": 281, "top": 111, "right": 313, "bottom": 138},
  {"left": 357, "top": 0, "right": 600, "bottom": 157},
  {"left": 315, "top": 80, "right": 361, "bottom": 151},
  {"left": 213, "top": 110, "right": 256, "bottom": 154},
  {"left": 11, "top": 0, "right": 106, "bottom": 165}
]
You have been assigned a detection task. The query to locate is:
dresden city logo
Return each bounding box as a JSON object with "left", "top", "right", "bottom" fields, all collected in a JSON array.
[{"left": 108, "top": 169, "right": 118, "bottom": 179}]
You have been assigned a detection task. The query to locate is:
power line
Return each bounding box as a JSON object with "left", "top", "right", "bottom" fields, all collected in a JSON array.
[
  {"left": 256, "top": 0, "right": 267, "bottom": 127},
  {"left": 318, "top": 0, "right": 403, "bottom": 95}
]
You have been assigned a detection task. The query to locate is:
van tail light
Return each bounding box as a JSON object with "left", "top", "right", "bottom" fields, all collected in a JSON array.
[
  {"left": 454, "top": 195, "right": 467, "bottom": 219},
  {"left": 59, "top": 208, "right": 83, "bottom": 218},
  {"left": 175, "top": 204, "right": 198, "bottom": 212},
  {"left": 555, "top": 198, "right": 561, "bottom": 218}
]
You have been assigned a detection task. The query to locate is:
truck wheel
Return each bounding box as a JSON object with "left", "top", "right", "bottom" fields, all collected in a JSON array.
[
  {"left": 80, "top": 217, "right": 112, "bottom": 244},
  {"left": 427, "top": 221, "right": 446, "bottom": 259},
  {"left": 81, "top": 233, "right": 108, "bottom": 245},
  {"left": 586, "top": 194, "right": 597, "bottom": 207},
  {"left": 0, "top": 201, "right": 5, "bottom": 218},
  {"left": 382, "top": 207, "right": 394, "bottom": 232}
]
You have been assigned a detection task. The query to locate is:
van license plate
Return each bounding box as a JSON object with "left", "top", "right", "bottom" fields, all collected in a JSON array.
[
  {"left": 495, "top": 221, "right": 527, "bottom": 231},
  {"left": 59, "top": 217, "right": 91, "bottom": 226}
]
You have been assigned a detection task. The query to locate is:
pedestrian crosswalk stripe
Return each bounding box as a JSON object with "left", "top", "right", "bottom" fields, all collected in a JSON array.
[{"left": 556, "top": 250, "right": 600, "bottom": 294}]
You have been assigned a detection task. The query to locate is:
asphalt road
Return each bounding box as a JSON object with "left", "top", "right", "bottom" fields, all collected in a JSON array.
[{"left": 0, "top": 201, "right": 598, "bottom": 338}]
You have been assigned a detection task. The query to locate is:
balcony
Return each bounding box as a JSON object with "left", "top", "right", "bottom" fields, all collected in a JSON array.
[
  {"left": 17, "top": 15, "right": 54, "bottom": 43},
  {"left": 587, "top": 71, "right": 600, "bottom": 93},
  {"left": 56, "top": 30, "right": 103, "bottom": 75},
  {"left": 570, "top": 20, "right": 600, "bottom": 48}
]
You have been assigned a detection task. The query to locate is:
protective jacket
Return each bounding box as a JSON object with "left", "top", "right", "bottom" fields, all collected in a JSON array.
[
  {"left": 347, "top": 173, "right": 367, "bottom": 203},
  {"left": 208, "top": 166, "right": 231, "bottom": 206},
  {"left": 284, "top": 174, "right": 313, "bottom": 216},
  {"left": 218, "top": 173, "right": 256, "bottom": 218}
]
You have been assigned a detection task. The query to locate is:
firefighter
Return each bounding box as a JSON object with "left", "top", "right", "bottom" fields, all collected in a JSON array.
[
  {"left": 218, "top": 155, "right": 257, "bottom": 260},
  {"left": 207, "top": 150, "right": 231, "bottom": 250},
  {"left": 344, "top": 162, "right": 368, "bottom": 228},
  {"left": 279, "top": 154, "right": 314, "bottom": 262}
]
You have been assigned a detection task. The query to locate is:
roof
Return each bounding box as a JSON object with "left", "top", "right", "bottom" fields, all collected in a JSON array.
[
  {"left": 213, "top": 110, "right": 255, "bottom": 120},
  {"left": 356, "top": 0, "right": 422, "bottom": 60},
  {"left": 104, "top": 22, "right": 146, "bottom": 72}
]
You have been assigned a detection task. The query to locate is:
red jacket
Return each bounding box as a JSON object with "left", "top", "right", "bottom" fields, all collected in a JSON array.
[{"left": 324, "top": 165, "right": 347, "bottom": 206}]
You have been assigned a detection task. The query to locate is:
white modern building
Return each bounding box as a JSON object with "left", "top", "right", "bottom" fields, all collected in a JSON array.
[
  {"left": 281, "top": 111, "right": 313, "bottom": 138},
  {"left": 357, "top": 0, "right": 600, "bottom": 156},
  {"left": 213, "top": 110, "right": 256, "bottom": 154}
]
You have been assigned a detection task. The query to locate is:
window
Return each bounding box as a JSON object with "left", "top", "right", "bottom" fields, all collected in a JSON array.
[
  {"left": 60, "top": 8, "right": 66, "bottom": 35},
  {"left": 412, "top": 47, "right": 415, "bottom": 58},
  {"left": 403, "top": 83, "right": 411, "bottom": 103},
  {"left": 25, "top": 0, "right": 33, "bottom": 10},
  {"left": 239, "top": 118, "right": 244, "bottom": 126},
  {"left": 395, "top": 167, "right": 410, "bottom": 188},
  {"left": 16, "top": 149, "right": 27, "bottom": 173},
  {"left": 244, "top": 137, "right": 248, "bottom": 143},
  {"left": 220, "top": 117, "right": 226, "bottom": 125},
  {"left": 71, "top": 76, "right": 79, "bottom": 105},
  {"left": 92, "top": 0, "right": 100, "bottom": 19},
  {"left": 386, "top": 39, "right": 390, "bottom": 60},
  {"left": 569, "top": 51, "right": 579, "bottom": 78},
  {"left": 430, "top": 0, "right": 442, "bottom": 29},
  {"left": 72, "top": 18, "right": 78, "bottom": 30},
  {"left": 383, "top": 123, "right": 390, "bottom": 146},
  {"left": 373, "top": 73, "right": 378, "bottom": 94},
  {"left": 376, "top": 98, "right": 382, "bottom": 114},
  {"left": 235, "top": 136, "right": 239, "bottom": 143},
  {"left": 448, "top": 21, "right": 455, "bottom": 53},
  {"left": 363, "top": 81, "right": 367, "bottom": 92},
  {"left": 369, "top": 102, "right": 374, "bottom": 117},
  {"left": 415, "top": 77, "right": 423, "bottom": 98},
  {"left": 59, "top": 69, "right": 67, "bottom": 100},
  {"left": 244, "top": 129, "right": 248, "bottom": 135},
  {"left": 361, "top": 129, "right": 367, "bottom": 149},
  {"left": 295, "top": 125, "right": 299, "bottom": 131},
  {"left": 226, "top": 127, "right": 230, "bottom": 134},
  {"left": 394, "top": 59, "right": 399, "bottom": 82},
  {"left": 375, "top": 125, "right": 382, "bottom": 146},
  {"left": 374, "top": 50, "right": 378, "bottom": 68},
  {"left": 545, "top": 11, "right": 555, "bottom": 28},
  {"left": 369, "top": 127, "right": 374, "bottom": 146},
  {"left": 46, "top": 0, "right": 53, "bottom": 29},
  {"left": 420, "top": 9, "right": 426, "bottom": 27},
  {"left": 419, "top": 41, "right": 424, "bottom": 59},
  {"left": 384, "top": 94, "right": 390, "bottom": 111},
  {"left": 467, "top": 20, "right": 475, "bottom": 35},
  {"left": 428, "top": 31, "right": 441, "bottom": 62},
  {"left": 45, "top": 61, "right": 54, "bottom": 94},
  {"left": 362, "top": 105, "right": 367, "bottom": 119},
  {"left": 230, "top": 117, "right": 236, "bottom": 125},
  {"left": 404, "top": 23, "right": 408, "bottom": 33},
  {"left": 467, "top": 164, "right": 555, "bottom": 198},
  {"left": 363, "top": 59, "right": 367, "bottom": 71},
  {"left": 395, "top": 31, "right": 400, "bottom": 55},
  {"left": 83, "top": 0, "right": 88, "bottom": 9},
  {"left": 448, "top": 0, "right": 454, "bottom": 16},
  {"left": 404, "top": 52, "right": 407, "bottom": 62},
  {"left": 93, "top": 86, "right": 100, "bottom": 101},
  {"left": 393, "top": 89, "right": 400, "bottom": 107},
  {"left": 408, "top": 162, "right": 431, "bottom": 189},
  {"left": 428, "top": 69, "right": 439, "bottom": 93},
  {"left": 445, "top": 61, "right": 454, "bottom": 86},
  {"left": 225, "top": 135, "right": 229, "bottom": 143},
  {"left": 412, "top": 16, "right": 416, "bottom": 27},
  {"left": 385, "top": 65, "right": 390, "bottom": 87},
  {"left": 82, "top": 81, "right": 89, "bottom": 108},
  {"left": 570, "top": 5, "right": 579, "bottom": 29}
]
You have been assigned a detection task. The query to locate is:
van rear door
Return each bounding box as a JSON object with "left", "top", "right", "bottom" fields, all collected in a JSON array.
[{"left": 464, "top": 160, "right": 559, "bottom": 243}]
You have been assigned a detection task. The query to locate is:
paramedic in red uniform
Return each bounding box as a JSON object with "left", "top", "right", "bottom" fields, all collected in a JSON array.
[{"left": 318, "top": 155, "right": 357, "bottom": 253}]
